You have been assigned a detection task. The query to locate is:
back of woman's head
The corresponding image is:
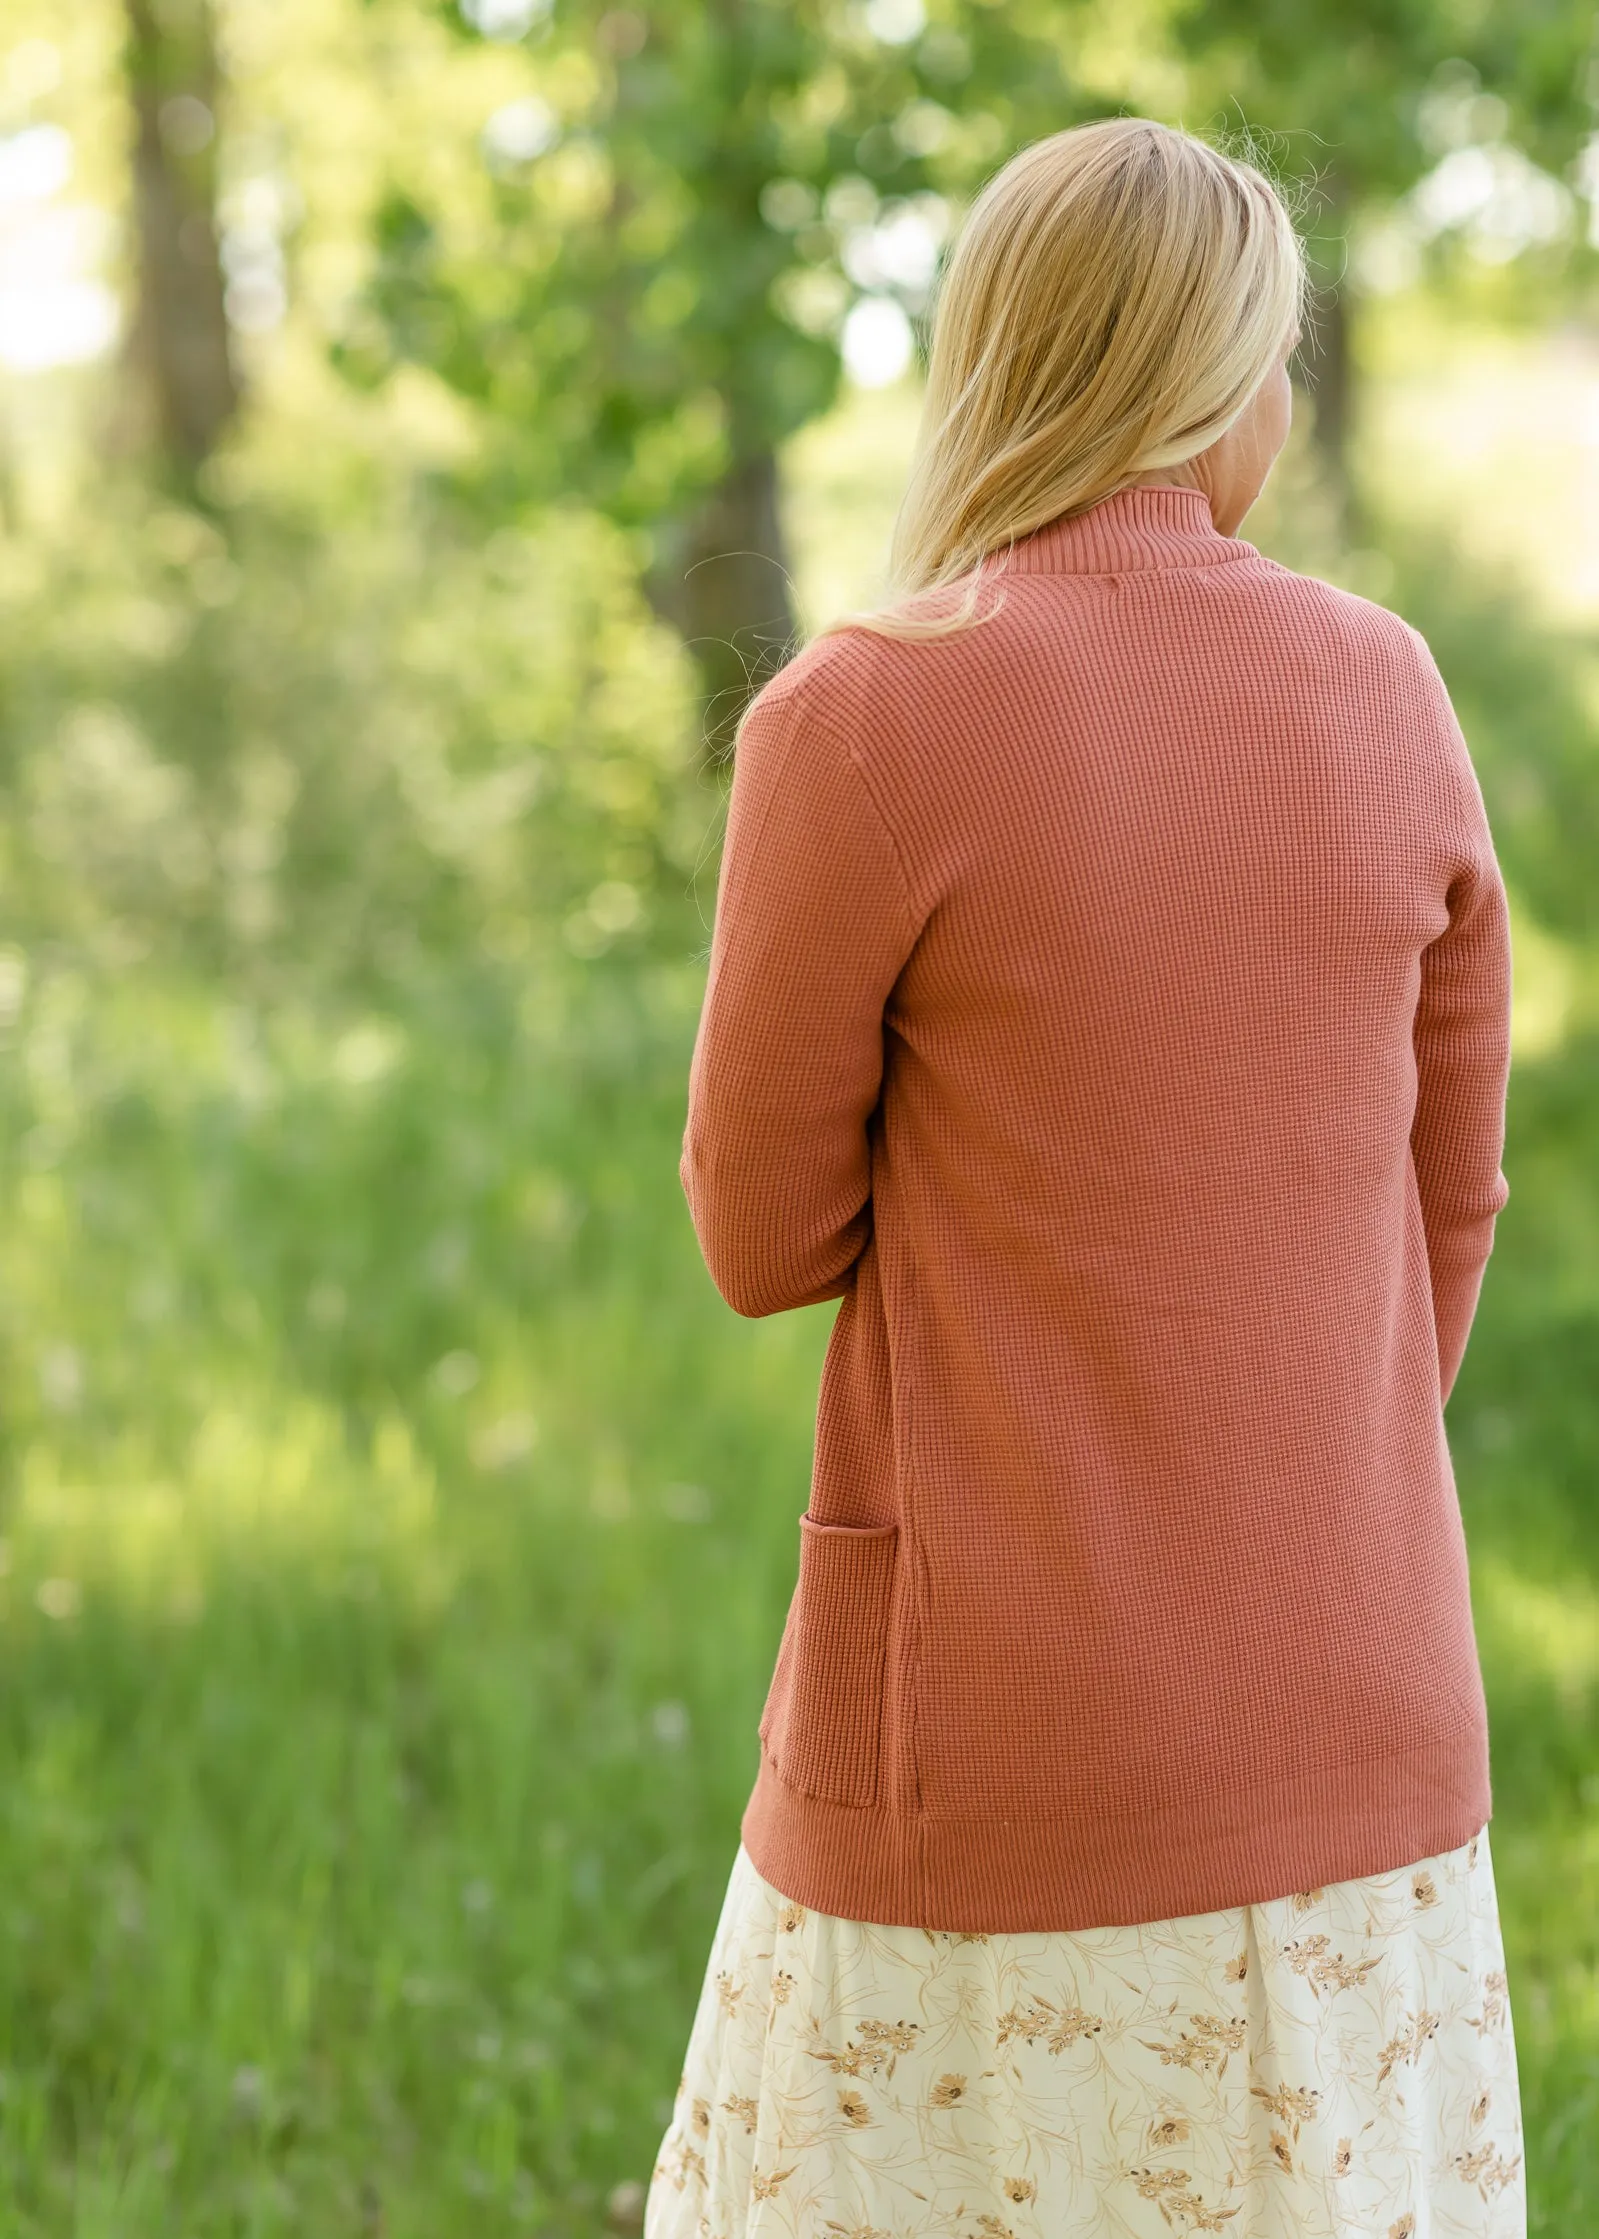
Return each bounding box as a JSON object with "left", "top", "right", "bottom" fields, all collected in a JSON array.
[{"left": 818, "top": 117, "right": 1306, "bottom": 646}]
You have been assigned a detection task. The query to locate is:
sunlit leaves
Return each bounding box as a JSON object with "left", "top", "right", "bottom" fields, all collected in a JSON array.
[{"left": 339, "top": 0, "right": 1093, "bottom": 530}]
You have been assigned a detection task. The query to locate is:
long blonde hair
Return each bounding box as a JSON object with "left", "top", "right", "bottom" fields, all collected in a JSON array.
[{"left": 814, "top": 117, "right": 1307, "bottom": 646}]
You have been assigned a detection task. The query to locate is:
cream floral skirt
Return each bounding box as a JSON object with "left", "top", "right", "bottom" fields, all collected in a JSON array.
[{"left": 645, "top": 1826, "right": 1523, "bottom": 2239}]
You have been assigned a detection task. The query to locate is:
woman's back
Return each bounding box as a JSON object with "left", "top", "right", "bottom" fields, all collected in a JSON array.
[
  {"left": 681, "top": 481, "right": 1511, "bottom": 1934},
  {"left": 651, "top": 117, "right": 1525, "bottom": 2239}
]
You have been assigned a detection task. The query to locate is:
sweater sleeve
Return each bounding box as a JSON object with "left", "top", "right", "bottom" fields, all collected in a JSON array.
[
  {"left": 1407, "top": 641, "right": 1512, "bottom": 1404},
  {"left": 680, "top": 675, "right": 923, "bottom": 1319}
]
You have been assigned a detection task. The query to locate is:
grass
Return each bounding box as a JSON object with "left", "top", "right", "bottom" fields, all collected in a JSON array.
[{"left": 0, "top": 957, "right": 835, "bottom": 2233}]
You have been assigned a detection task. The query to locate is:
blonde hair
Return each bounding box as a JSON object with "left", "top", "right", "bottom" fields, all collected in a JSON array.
[{"left": 814, "top": 116, "right": 1306, "bottom": 647}]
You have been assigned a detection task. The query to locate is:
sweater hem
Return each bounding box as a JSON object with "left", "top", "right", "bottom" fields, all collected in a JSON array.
[{"left": 739, "top": 1726, "right": 1491, "bottom": 1933}]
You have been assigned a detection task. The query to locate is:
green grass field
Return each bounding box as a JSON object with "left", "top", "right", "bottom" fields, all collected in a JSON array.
[{"left": 0, "top": 959, "right": 820, "bottom": 2234}]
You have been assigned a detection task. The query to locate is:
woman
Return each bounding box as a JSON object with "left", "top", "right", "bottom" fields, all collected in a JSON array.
[{"left": 647, "top": 117, "right": 1522, "bottom": 2239}]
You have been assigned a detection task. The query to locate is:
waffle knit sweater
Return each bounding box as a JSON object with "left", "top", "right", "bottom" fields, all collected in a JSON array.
[{"left": 680, "top": 484, "right": 1512, "bottom": 1934}]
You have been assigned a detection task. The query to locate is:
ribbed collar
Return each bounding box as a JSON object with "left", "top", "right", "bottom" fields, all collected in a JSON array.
[{"left": 988, "top": 484, "right": 1257, "bottom": 576}]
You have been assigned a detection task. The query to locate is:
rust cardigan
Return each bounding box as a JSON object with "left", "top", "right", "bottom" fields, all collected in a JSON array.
[{"left": 679, "top": 484, "right": 1512, "bottom": 1934}]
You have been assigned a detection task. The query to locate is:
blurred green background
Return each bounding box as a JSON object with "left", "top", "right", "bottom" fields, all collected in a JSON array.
[{"left": 0, "top": 0, "right": 1596, "bottom": 2231}]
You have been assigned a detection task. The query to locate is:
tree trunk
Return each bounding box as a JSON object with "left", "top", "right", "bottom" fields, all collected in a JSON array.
[
  {"left": 644, "top": 447, "right": 800, "bottom": 763},
  {"left": 123, "top": 0, "right": 238, "bottom": 484},
  {"left": 1300, "top": 164, "right": 1358, "bottom": 537}
]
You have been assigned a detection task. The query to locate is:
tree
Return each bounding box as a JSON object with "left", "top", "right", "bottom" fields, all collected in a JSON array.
[
  {"left": 1172, "top": 0, "right": 1596, "bottom": 524},
  {"left": 342, "top": 0, "right": 1094, "bottom": 758},
  {"left": 122, "top": 0, "right": 239, "bottom": 483}
]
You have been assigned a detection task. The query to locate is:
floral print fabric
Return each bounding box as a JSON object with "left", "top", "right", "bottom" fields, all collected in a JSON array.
[{"left": 646, "top": 1826, "right": 1523, "bottom": 2239}]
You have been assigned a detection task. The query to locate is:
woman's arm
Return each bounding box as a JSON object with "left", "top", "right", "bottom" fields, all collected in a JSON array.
[
  {"left": 1407, "top": 640, "right": 1513, "bottom": 1405},
  {"left": 680, "top": 674, "right": 923, "bottom": 1318}
]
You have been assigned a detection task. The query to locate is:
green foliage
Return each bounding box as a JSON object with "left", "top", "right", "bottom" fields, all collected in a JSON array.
[
  {"left": 341, "top": 0, "right": 1093, "bottom": 520},
  {"left": 1172, "top": 0, "right": 1597, "bottom": 218},
  {"left": 0, "top": 478, "right": 704, "bottom": 998}
]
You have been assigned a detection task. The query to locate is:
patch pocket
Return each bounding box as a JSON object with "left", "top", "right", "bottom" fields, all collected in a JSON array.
[{"left": 760, "top": 1515, "right": 899, "bottom": 1809}]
